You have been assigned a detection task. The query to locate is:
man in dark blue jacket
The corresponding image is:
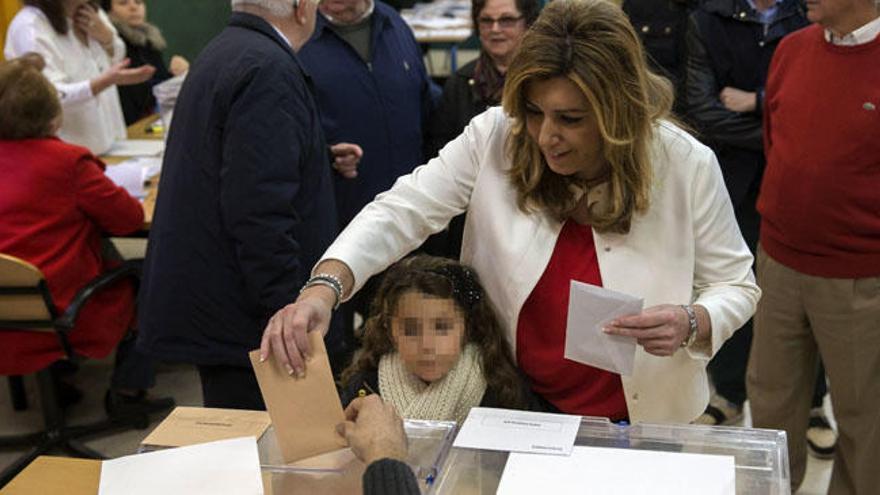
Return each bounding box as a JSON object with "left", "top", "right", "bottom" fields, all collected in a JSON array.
[
  {"left": 299, "top": 0, "right": 437, "bottom": 231},
  {"left": 137, "top": 0, "right": 347, "bottom": 409},
  {"left": 296, "top": 0, "right": 438, "bottom": 365}
]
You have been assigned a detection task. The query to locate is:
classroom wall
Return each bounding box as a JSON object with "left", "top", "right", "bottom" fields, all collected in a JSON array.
[{"left": 146, "top": 0, "right": 231, "bottom": 64}]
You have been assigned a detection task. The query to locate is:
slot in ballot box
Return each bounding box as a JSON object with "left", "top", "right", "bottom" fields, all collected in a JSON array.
[{"left": 430, "top": 417, "right": 790, "bottom": 495}]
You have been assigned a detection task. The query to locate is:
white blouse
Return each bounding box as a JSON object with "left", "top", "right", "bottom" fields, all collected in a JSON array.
[{"left": 4, "top": 6, "right": 127, "bottom": 155}]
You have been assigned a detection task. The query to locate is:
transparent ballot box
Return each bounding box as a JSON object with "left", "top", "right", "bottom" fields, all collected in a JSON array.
[
  {"left": 430, "top": 417, "right": 790, "bottom": 495},
  {"left": 259, "top": 420, "right": 456, "bottom": 494}
]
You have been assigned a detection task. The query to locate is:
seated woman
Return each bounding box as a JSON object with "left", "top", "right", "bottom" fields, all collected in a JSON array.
[
  {"left": 0, "top": 55, "right": 170, "bottom": 415},
  {"left": 339, "top": 255, "right": 536, "bottom": 423},
  {"left": 4, "top": 0, "right": 155, "bottom": 154},
  {"left": 102, "top": 0, "right": 189, "bottom": 125}
]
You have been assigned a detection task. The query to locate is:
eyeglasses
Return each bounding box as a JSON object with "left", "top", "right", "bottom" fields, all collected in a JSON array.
[{"left": 477, "top": 15, "right": 524, "bottom": 30}]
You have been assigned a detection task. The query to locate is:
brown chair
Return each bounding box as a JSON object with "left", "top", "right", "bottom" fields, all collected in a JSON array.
[{"left": 0, "top": 253, "right": 145, "bottom": 487}]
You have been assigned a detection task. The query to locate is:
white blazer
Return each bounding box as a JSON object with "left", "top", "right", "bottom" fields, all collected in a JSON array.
[{"left": 324, "top": 107, "right": 760, "bottom": 423}]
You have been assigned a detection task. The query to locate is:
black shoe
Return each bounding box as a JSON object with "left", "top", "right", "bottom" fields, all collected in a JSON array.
[
  {"left": 806, "top": 409, "right": 837, "bottom": 459},
  {"left": 105, "top": 390, "right": 175, "bottom": 425}
]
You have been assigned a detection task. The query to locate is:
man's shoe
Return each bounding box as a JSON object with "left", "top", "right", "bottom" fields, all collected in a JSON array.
[
  {"left": 806, "top": 408, "right": 837, "bottom": 459},
  {"left": 694, "top": 393, "right": 743, "bottom": 426}
]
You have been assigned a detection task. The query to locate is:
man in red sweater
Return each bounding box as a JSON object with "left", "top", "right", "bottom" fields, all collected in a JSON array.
[{"left": 746, "top": 1, "right": 880, "bottom": 493}]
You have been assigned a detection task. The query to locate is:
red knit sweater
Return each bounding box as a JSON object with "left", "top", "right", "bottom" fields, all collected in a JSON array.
[{"left": 758, "top": 24, "right": 880, "bottom": 278}]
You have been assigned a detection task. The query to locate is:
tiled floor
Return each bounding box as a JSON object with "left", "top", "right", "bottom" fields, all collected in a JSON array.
[{"left": 0, "top": 357, "right": 834, "bottom": 493}]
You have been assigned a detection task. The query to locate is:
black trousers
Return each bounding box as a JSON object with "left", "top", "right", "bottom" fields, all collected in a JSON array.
[
  {"left": 197, "top": 364, "right": 266, "bottom": 410},
  {"left": 109, "top": 334, "right": 156, "bottom": 391}
]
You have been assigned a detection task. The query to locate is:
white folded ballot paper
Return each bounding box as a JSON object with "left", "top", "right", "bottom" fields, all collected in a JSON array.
[
  {"left": 564, "top": 280, "right": 642, "bottom": 376},
  {"left": 498, "top": 445, "right": 736, "bottom": 495},
  {"left": 453, "top": 407, "right": 581, "bottom": 456},
  {"left": 106, "top": 139, "right": 165, "bottom": 157},
  {"left": 104, "top": 157, "right": 162, "bottom": 200},
  {"left": 97, "top": 436, "right": 264, "bottom": 495}
]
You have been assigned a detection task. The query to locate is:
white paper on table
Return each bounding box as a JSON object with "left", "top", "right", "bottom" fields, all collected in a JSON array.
[
  {"left": 97, "top": 436, "right": 264, "bottom": 495},
  {"left": 104, "top": 159, "right": 145, "bottom": 199},
  {"left": 498, "top": 445, "right": 736, "bottom": 495},
  {"left": 564, "top": 280, "right": 643, "bottom": 376},
  {"left": 452, "top": 407, "right": 581, "bottom": 456},
  {"left": 107, "top": 139, "right": 165, "bottom": 157}
]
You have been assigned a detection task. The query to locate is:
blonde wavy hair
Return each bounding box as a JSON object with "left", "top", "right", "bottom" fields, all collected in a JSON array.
[{"left": 502, "top": 0, "right": 673, "bottom": 233}]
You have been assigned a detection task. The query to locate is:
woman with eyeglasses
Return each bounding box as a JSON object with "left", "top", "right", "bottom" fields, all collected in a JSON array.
[
  {"left": 425, "top": 0, "right": 540, "bottom": 257},
  {"left": 261, "top": 0, "right": 759, "bottom": 425},
  {"left": 427, "top": 0, "right": 540, "bottom": 158}
]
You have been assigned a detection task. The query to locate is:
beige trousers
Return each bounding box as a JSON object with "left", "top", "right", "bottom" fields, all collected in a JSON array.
[{"left": 747, "top": 246, "right": 880, "bottom": 495}]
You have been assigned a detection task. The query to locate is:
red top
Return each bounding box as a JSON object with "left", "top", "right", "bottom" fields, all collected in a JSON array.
[
  {"left": 516, "top": 220, "right": 628, "bottom": 420},
  {"left": 0, "top": 138, "right": 144, "bottom": 374},
  {"left": 759, "top": 25, "right": 880, "bottom": 278}
]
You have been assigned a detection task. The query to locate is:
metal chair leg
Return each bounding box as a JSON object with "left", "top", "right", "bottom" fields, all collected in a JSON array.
[{"left": 8, "top": 376, "right": 27, "bottom": 411}]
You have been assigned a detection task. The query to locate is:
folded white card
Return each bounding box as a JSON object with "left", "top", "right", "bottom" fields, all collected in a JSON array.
[
  {"left": 105, "top": 159, "right": 145, "bottom": 199},
  {"left": 107, "top": 139, "right": 165, "bottom": 157},
  {"left": 452, "top": 407, "right": 581, "bottom": 456},
  {"left": 564, "top": 280, "right": 642, "bottom": 376},
  {"left": 98, "top": 436, "right": 263, "bottom": 495},
  {"left": 498, "top": 445, "right": 736, "bottom": 495}
]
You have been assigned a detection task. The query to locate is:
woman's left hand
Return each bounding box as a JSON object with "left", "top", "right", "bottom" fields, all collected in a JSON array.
[
  {"left": 74, "top": 4, "right": 114, "bottom": 47},
  {"left": 603, "top": 304, "right": 689, "bottom": 357}
]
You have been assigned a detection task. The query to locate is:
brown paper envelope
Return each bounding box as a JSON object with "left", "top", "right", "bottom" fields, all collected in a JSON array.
[
  {"left": 141, "top": 406, "right": 271, "bottom": 448},
  {"left": 249, "top": 331, "right": 347, "bottom": 463}
]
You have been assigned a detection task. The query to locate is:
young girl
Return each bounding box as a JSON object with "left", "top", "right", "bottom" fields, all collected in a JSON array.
[
  {"left": 102, "top": 0, "right": 189, "bottom": 125},
  {"left": 339, "top": 255, "right": 535, "bottom": 424}
]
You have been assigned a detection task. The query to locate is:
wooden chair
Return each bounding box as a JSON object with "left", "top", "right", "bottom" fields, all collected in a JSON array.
[{"left": 0, "top": 253, "right": 143, "bottom": 487}]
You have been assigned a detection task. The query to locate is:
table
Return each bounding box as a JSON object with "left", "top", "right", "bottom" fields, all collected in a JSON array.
[
  {"left": 0, "top": 455, "right": 272, "bottom": 495},
  {"left": 102, "top": 115, "right": 163, "bottom": 230}
]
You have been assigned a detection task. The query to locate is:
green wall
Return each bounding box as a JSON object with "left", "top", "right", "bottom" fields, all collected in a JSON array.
[{"left": 146, "top": 0, "right": 231, "bottom": 64}]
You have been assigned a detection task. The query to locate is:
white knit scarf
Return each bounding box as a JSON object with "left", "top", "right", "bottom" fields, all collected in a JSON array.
[{"left": 378, "top": 344, "right": 486, "bottom": 425}]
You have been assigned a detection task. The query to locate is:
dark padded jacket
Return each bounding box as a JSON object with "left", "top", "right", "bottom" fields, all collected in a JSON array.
[
  {"left": 684, "top": 0, "right": 808, "bottom": 207},
  {"left": 137, "top": 13, "right": 339, "bottom": 366}
]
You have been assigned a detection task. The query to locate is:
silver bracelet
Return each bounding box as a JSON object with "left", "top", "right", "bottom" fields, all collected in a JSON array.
[
  {"left": 680, "top": 304, "right": 698, "bottom": 348},
  {"left": 300, "top": 274, "right": 344, "bottom": 310}
]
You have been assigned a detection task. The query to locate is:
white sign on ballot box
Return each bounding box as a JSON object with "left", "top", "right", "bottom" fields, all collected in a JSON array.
[{"left": 452, "top": 407, "right": 581, "bottom": 456}]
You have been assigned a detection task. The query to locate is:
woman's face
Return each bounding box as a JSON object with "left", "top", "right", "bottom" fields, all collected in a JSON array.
[
  {"left": 477, "top": 0, "right": 527, "bottom": 68},
  {"left": 390, "top": 291, "right": 466, "bottom": 383},
  {"left": 524, "top": 76, "right": 605, "bottom": 181},
  {"left": 111, "top": 0, "right": 146, "bottom": 27}
]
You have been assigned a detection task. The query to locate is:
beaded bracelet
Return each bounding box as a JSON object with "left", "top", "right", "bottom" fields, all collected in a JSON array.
[{"left": 300, "top": 273, "right": 344, "bottom": 310}]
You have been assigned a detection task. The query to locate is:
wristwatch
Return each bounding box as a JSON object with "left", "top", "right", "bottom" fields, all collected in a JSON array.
[{"left": 680, "top": 304, "right": 698, "bottom": 348}]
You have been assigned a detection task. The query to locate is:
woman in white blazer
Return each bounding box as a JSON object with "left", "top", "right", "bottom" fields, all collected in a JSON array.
[
  {"left": 4, "top": 0, "right": 155, "bottom": 154},
  {"left": 260, "top": 0, "right": 760, "bottom": 424}
]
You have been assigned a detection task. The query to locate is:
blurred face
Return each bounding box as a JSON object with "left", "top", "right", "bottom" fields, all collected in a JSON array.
[
  {"left": 477, "top": 0, "right": 527, "bottom": 68},
  {"left": 111, "top": 0, "right": 147, "bottom": 27},
  {"left": 320, "top": 0, "right": 370, "bottom": 25},
  {"left": 525, "top": 76, "right": 605, "bottom": 181},
  {"left": 390, "top": 291, "right": 466, "bottom": 383}
]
